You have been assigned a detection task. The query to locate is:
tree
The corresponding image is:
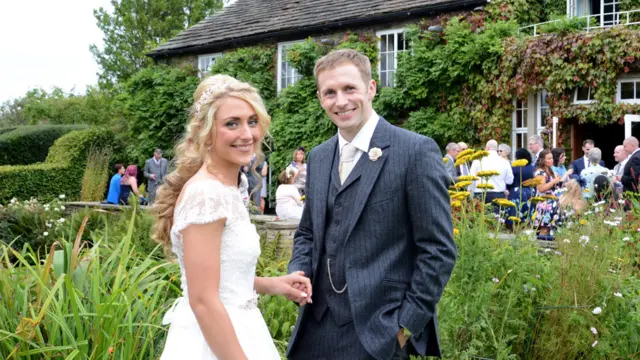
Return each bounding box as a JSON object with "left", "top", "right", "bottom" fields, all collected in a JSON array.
[{"left": 90, "top": 0, "right": 224, "bottom": 89}]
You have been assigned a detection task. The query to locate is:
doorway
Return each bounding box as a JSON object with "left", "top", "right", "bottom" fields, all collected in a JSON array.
[{"left": 572, "top": 121, "right": 624, "bottom": 168}]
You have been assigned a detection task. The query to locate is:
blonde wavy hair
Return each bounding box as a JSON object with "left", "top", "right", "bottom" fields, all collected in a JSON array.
[
  {"left": 152, "top": 74, "right": 271, "bottom": 257},
  {"left": 559, "top": 179, "right": 586, "bottom": 214}
]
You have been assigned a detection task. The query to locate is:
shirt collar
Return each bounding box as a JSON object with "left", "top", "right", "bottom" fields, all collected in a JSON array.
[{"left": 337, "top": 110, "right": 379, "bottom": 154}]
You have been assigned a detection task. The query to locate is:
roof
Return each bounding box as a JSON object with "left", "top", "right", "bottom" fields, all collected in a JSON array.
[{"left": 149, "top": 0, "right": 485, "bottom": 58}]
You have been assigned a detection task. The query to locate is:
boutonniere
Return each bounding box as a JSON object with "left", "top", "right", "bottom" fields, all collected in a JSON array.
[{"left": 368, "top": 147, "right": 383, "bottom": 161}]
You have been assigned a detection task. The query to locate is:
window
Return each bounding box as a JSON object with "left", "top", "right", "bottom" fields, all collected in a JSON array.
[
  {"left": 198, "top": 53, "right": 223, "bottom": 78},
  {"left": 617, "top": 78, "right": 640, "bottom": 104},
  {"left": 537, "top": 90, "right": 550, "bottom": 135},
  {"left": 512, "top": 98, "right": 528, "bottom": 152},
  {"left": 573, "top": 86, "right": 596, "bottom": 104},
  {"left": 377, "top": 29, "right": 407, "bottom": 88},
  {"left": 277, "top": 41, "right": 303, "bottom": 92}
]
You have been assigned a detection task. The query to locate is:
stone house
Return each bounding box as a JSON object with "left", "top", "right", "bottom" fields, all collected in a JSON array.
[{"left": 148, "top": 0, "right": 485, "bottom": 90}]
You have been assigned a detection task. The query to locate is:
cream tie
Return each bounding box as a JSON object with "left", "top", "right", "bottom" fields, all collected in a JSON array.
[{"left": 339, "top": 143, "right": 358, "bottom": 185}]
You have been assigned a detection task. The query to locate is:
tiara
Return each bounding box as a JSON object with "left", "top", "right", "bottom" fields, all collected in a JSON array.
[{"left": 194, "top": 78, "right": 236, "bottom": 116}]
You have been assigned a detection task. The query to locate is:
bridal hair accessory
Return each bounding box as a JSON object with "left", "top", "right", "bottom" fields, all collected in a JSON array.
[
  {"left": 195, "top": 78, "right": 236, "bottom": 116},
  {"left": 368, "top": 147, "right": 383, "bottom": 161}
]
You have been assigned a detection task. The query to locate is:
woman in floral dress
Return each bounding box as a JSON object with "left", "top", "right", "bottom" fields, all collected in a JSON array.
[{"left": 532, "top": 149, "right": 572, "bottom": 237}]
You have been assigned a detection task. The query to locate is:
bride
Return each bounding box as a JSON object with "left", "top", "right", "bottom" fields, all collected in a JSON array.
[{"left": 152, "top": 75, "right": 312, "bottom": 359}]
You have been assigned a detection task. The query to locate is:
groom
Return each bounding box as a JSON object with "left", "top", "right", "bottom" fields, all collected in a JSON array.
[{"left": 287, "top": 49, "right": 457, "bottom": 360}]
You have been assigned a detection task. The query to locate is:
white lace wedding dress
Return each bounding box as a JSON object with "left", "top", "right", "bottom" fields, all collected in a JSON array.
[{"left": 160, "top": 179, "right": 281, "bottom": 360}]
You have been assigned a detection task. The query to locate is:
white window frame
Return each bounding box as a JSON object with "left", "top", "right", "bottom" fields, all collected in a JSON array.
[
  {"left": 617, "top": 77, "right": 640, "bottom": 104},
  {"left": 512, "top": 98, "right": 528, "bottom": 153},
  {"left": 573, "top": 86, "right": 596, "bottom": 104},
  {"left": 277, "top": 41, "right": 304, "bottom": 92},
  {"left": 198, "top": 53, "right": 223, "bottom": 78},
  {"left": 537, "top": 90, "right": 549, "bottom": 135},
  {"left": 377, "top": 28, "right": 407, "bottom": 88}
]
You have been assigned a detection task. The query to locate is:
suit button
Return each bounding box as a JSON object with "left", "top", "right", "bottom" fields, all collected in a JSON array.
[{"left": 334, "top": 219, "right": 340, "bottom": 226}]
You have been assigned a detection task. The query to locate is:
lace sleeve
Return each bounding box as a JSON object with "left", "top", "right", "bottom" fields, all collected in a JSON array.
[{"left": 173, "top": 181, "right": 235, "bottom": 234}]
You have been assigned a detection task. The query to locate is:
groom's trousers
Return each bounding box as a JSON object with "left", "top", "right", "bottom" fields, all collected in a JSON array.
[{"left": 288, "top": 307, "right": 409, "bottom": 360}]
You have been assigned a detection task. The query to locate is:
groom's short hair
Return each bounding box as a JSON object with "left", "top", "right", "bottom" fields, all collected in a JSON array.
[{"left": 314, "top": 49, "right": 372, "bottom": 86}]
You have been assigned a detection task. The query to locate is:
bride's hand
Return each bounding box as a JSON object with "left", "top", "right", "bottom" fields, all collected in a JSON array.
[{"left": 274, "top": 271, "right": 312, "bottom": 305}]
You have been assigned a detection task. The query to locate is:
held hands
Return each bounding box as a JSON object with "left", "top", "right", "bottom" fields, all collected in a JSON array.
[{"left": 274, "top": 271, "right": 312, "bottom": 306}]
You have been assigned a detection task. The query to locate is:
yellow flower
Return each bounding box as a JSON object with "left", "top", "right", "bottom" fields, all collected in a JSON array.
[
  {"left": 458, "top": 175, "right": 480, "bottom": 182},
  {"left": 530, "top": 196, "right": 545, "bottom": 203},
  {"left": 471, "top": 150, "right": 490, "bottom": 160},
  {"left": 300, "top": 195, "right": 306, "bottom": 201},
  {"left": 457, "top": 149, "right": 475, "bottom": 158},
  {"left": 476, "top": 170, "right": 500, "bottom": 177},
  {"left": 584, "top": 188, "right": 590, "bottom": 193},
  {"left": 451, "top": 191, "right": 471, "bottom": 200},
  {"left": 451, "top": 200, "right": 462, "bottom": 208},
  {"left": 453, "top": 228, "right": 460, "bottom": 236},
  {"left": 476, "top": 183, "right": 495, "bottom": 190},
  {"left": 453, "top": 181, "right": 473, "bottom": 189},
  {"left": 454, "top": 156, "right": 469, "bottom": 167},
  {"left": 443, "top": 157, "right": 450, "bottom": 164},
  {"left": 522, "top": 178, "right": 543, "bottom": 187},
  {"left": 494, "top": 199, "right": 516, "bottom": 208},
  {"left": 508, "top": 216, "right": 521, "bottom": 223},
  {"left": 542, "top": 194, "right": 558, "bottom": 201},
  {"left": 512, "top": 159, "right": 529, "bottom": 167},
  {"left": 579, "top": 219, "right": 587, "bottom": 225}
]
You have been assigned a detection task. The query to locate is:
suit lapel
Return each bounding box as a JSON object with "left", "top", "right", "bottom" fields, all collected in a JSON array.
[
  {"left": 341, "top": 119, "right": 391, "bottom": 244},
  {"left": 312, "top": 136, "right": 338, "bottom": 255}
]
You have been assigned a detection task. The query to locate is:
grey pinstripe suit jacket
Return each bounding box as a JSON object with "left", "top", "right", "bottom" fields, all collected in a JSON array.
[{"left": 288, "top": 118, "right": 457, "bottom": 360}]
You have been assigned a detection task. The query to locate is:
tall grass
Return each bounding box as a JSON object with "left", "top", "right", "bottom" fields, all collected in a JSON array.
[
  {"left": 80, "top": 147, "right": 111, "bottom": 202},
  {"left": 0, "top": 208, "right": 180, "bottom": 359}
]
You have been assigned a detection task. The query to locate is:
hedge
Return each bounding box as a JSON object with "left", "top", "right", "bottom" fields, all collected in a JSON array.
[
  {"left": 0, "top": 125, "right": 87, "bottom": 166},
  {"left": 0, "top": 128, "right": 115, "bottom": 203}
]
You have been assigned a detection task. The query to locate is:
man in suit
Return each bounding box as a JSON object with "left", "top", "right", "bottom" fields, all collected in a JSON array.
[
  {"left": 286, "top": 49, "right": 457, "bottom": 360},
  {"left": 570, "top": 139, "right": 604, "bottom": 187},
  {"left": 444, "top": 142, "right": 460, "bottom": 184},
  {"left": 528, "top": 135, "right": 544, "bottom": 165},
  {"left": 621, "top": 136, "right": 640, "bottom": 194},
  {"left": 143, "top": 148, "right": 168, "bottom": 204}
]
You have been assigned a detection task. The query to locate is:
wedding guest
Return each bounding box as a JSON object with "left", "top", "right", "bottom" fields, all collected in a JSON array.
[
  {"left": 119, "top": 165, "right": 144, "bottom": 205},
  {"left": 498, "top": 143, "right": 511, "bottom": 161},
  {"left": 580, "top": 148, "right": 610, "bottom": 199},
  {"left": 551, "top": 147, "right": 568, "bottom": 177},
  {"left": 528, "top": 135, "right": 544, "bottom": 164},
  {"left": 143, "top": 148, "right": 168, "bottom": 205},
  {"left": 286, "top": 147, "right": 307, "bottom": 195},
  {"left": 275, "top": 169, "right": 304, "bottom": 220},
  {"left": 559, "top": 179, "right": 587, "bottom": 215},
  {"left": 106, "top": 164, "right": 125, "bottom": 204},
  {"left": 506, "top": 148, "right": 535, "bottom": 225},
  {"left": 533, "top": 149, "right": 571, "bottom": 236}
]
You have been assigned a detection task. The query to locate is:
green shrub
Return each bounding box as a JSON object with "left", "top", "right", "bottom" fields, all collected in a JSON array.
[
  {"left": 0, "top": 128, "right": 116, "bottom": 203},
  {"left": 120, "top": 65, "right": 200, "bottom": 164},
  {"left": 0, "top": 125, "right": 86, "bottom": 166},
  {"left": 0, "top": 127, "right": 16, "bottom": 135}
]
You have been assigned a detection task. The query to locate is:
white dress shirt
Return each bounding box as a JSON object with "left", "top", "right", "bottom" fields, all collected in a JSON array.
[
  {"left": 337, "top": 111, "right": 380, "bottom": 164},
  {"left": 470, "top": 150, "right": 514, "bottom": 193}
]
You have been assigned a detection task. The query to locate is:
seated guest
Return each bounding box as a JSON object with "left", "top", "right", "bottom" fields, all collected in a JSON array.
[
  {"left": 106, "top": 164, "right": 125, "bottom": 204},
  {"left": 275, "top": 169, "right": 304, "bottom": 220},
  {"left": 580, "top": 148, "right": 611, "bottom": 199},
  {"left": 119, "top": 165, "right": 144, "bottom": 205}
]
